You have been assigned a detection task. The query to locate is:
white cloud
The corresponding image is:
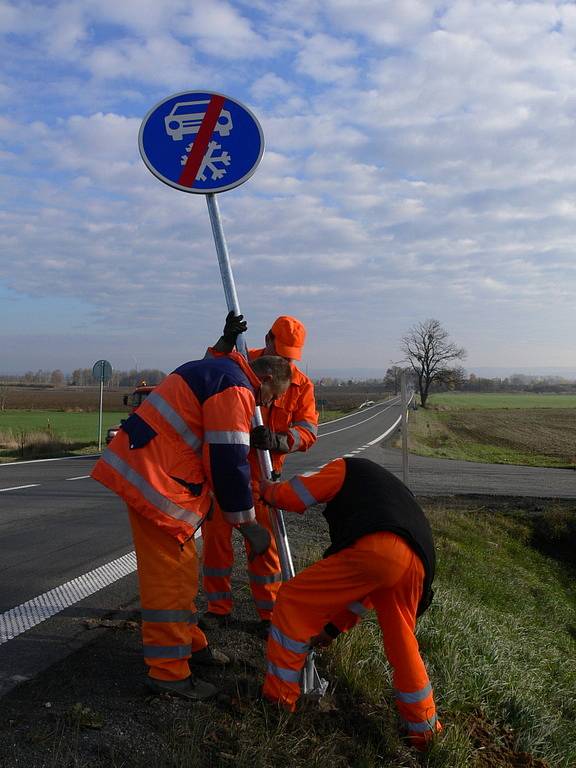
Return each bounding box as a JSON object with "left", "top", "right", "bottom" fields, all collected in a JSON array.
[{"left": 295, "top": 32, "right": 359, "bottom": 83}]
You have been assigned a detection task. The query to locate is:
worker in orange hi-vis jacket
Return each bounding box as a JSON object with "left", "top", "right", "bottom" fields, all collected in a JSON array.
[
  {"left": 201, "top": 313, "right": 318, "bottom": 637},
  {"left": 259, "top": 457, "right": 442, "bottom": 751},
  {"left": 91, "top": 352, "right": 292, "bottom": 701}
]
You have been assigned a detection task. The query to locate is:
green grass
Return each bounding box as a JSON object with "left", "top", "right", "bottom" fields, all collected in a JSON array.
[
  {"left": 0, "top": 410, "right": 127, "bottom": 461},
  {"left": 0, "top": 410, "right": 125, "bottom": 441},
  {"left": 428, "top": 393, "right": 576, "bottom": 409},
  {"left": 325, "top": 500, "right": 576, "bottom": 767}
]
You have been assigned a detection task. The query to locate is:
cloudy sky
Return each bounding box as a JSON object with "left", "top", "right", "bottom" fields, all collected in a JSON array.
[{"left": 1, "top": 0, "right": 575, "bottom": 377}]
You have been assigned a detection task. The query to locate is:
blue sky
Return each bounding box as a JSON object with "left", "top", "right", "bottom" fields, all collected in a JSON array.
[{"left": 1, "top": 0, "right": 575, "bottom": 377}]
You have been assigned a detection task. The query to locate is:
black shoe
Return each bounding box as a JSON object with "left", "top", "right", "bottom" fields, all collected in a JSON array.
[
  {"left": 146, "top": 676, "right": 218, "bottom": 701},
  {"left": 257, "top": 619, "right": 271, "bottom": 639},
  {"left": 190, "top": 645, "right": 231, "bottom": 667},
  {"left": 198, "top": 611, "right": 231, "bottom": 631}
]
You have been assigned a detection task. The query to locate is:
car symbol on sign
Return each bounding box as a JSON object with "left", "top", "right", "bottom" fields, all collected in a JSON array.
[{"left": 164, "top": 101, "right": 233, "bottom": 141}]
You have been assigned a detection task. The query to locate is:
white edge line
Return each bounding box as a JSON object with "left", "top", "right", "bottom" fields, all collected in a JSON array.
[
  {"left": 0, "top": 484, "right": 40, "bottom": 492},
  {"left": 319, "top": 403, "right": 398, "bottom": 437},
  {"left": 65, "top": 476, "right": 91, "bottom": 481},
  {"left": 365, "top": 414, "right": 402, "bottom": 446},
  {"left": 0, "top": 551, "right": 137, "bottom": 645},
  {"left": 0, "top": 454, "right": 100, "bottom": 468},
  {"left": 318, "top": 397, "right": 399, "bottom": 427}
]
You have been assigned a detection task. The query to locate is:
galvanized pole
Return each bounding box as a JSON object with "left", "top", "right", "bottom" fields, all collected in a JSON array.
[
  {"left": 205, "top": 192, "right": 325, "bottom": 695},
  {"left": 97, "top": 374, "right": 104, "bottom": 452},
  {"left": 400, "top": 371, "right": 409, "bottom": 486}
]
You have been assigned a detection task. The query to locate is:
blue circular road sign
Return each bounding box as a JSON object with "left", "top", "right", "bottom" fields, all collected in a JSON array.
[{"left": 139, "top": 91, "right": 265, "bottom": 194}]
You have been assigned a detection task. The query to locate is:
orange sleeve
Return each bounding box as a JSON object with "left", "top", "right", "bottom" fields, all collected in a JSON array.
[
  {"left": 260, "top": 458, "right": 346, "bottom": 512},
  {"left": 286, "top": 376, "right": 318, "bottom": 453}
]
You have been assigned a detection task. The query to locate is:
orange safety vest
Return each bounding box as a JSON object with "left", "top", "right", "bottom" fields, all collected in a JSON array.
[
  {"left": 91, "top": 352, "right": 261, "bottom": 544},
  {"left": 247, "top": 348, "right": 317, "bottom": 474}
]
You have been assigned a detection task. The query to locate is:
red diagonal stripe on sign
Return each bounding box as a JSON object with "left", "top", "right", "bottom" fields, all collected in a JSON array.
[{"left": 178, "top": 95, "right": 226, "bottom": 188}]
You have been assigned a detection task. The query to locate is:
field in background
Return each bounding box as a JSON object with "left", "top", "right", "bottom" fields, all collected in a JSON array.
[
  {"left": 0, "top": 386, "right": 381, "bottom": 461},
  {"left": 408, "top": 394, "right": 576, "bottom": 468},
  {"left": 428, "top": 393, "right": 576, "bottom": 409},
  {"left": 0, "top": 410, "right": 125, "bottom": 462}
]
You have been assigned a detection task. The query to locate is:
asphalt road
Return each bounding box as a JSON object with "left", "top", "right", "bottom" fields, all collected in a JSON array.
[{"left": 0, "top": 397, "right": 573, "bottom": 697}]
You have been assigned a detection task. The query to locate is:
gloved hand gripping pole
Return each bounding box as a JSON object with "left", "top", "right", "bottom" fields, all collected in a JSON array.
[{"left": 206, "top": 193, "right": 326, "bottom": 697}]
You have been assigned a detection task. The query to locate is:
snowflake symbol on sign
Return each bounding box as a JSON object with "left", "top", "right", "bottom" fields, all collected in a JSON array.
[{"left": 180, "top": 141, "right": 231, "bottom": 181}]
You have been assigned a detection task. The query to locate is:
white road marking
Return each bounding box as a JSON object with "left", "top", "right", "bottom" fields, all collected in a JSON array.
[
  {"left": 65, "top": 476, "right": 90, "bottom": 481},
  {"left": 319, "top": 404, "right": 397, "bottom": 437},
  {"left": 364, "top": 415, "right": 402, "bottom": 445},
  {"left": 0, "top": 454, "right": 100, "bottom": 467},
  {"left": 0, "top": 552, "right": 137, "bottom": 645},
  {"left": 317, "top": 398, "right": 399, "bottom": 428},
  {"left": 0, "top": 484, "right": 39, "bottom": 493}
]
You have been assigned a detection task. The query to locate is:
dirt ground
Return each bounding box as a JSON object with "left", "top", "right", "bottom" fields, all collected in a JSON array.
[{"left": 0, "top": 501, "right": 556, "bottom": 768}]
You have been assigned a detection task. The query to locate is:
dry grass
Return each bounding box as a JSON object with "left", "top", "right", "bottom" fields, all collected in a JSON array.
[{"left": 408, "top": 408, "right": 576, "bottom": 468}]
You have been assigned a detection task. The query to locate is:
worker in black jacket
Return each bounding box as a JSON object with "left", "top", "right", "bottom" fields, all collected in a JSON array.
[{"left": 259, "top": 457, "right": 441, "bottom": 751}]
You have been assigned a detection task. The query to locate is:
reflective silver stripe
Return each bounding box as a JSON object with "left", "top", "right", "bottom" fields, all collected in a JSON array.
[
  {"left": 205, "top": 591, "right": 232, "bottom": 602},
  {"left": 269, "top": 625, "right": 310, "bottom": 654},
  {"left": 143, "top": 643, "right": 192, "bottom": 658},
  {"left": 223, "top": 507, "right": 255, "bottom": 524},
  {"left": 289, "top": 428, "right": 302, "bottom": 450},
  {"left": 203, "top": 566, "right": 233, "bottom": 578},
  {"left": 146, "top": 392, "right": 202, "bottom": 452},
  {"left": 400, "top": 714, "right": 438, "bottom": 733},
  {"left": 289, "top": 476, "right": 318, "bottom": 507},
  {"left": 141, "top": 609, "right": 198, "bottom": 624},
  {"left": 347, "top": 601, "right": 368, "bottom": 616},
  {"left": 395, "top": 682, "right": 432, "bottom": 704},
  {"left": 204, "top": 430, "right": 250, "bottom": 446},
  {"left": 101, "top": 450, "right": 202, "bottom": 528},
  {"left": 293, "top": 420, "right": 318, "bottom": 436},
  {"left": 255, "top": 599, "right": 274, "bottom": 611},
  {"left": 266, "top": 661, "right": 301, "bottom": 683},
  {"left": 249, "top": 572, "right": 282, "bottom": 585}
]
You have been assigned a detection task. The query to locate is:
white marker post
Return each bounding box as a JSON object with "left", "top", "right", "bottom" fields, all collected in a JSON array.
[
  {"left": 400, "top": 371, "right": 409, "bottom": 486},
  {"left": 92, "top": 360, "right": 112, "bottom": 452}
]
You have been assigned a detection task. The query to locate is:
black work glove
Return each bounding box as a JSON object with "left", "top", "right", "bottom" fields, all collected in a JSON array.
[
  {"left": 250, "top": 425, "right": 291, "bottom": 453},
  {"left": 238, "top": 522, "right": 271, "bottom": 561},
  {"left": 222, "top": 311, "right": 247, "bottom": 345}
]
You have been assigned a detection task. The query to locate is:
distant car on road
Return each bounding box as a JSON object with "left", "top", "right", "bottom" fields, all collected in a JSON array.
[
  {"left": 105, "top": 382, "right": 154, "bottom": 445},
  {"left": 164, "top": 101, "right": 233, "bottom": 141},
  {"left": 358, "top": 400, "right": 375, "bottom": 409}
]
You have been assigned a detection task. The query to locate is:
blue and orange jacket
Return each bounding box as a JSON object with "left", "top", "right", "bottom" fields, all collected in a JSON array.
[{"left": 91, "top": 352, "right": 261, "bottom": 544}]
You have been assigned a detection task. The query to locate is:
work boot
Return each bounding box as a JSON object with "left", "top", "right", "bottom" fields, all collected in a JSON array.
[
  {"left": 198, "top": 611, "right": 231, "bottom": 631},
  {"left": 146, "top": 676, "right": 218, "bottom": 701},
  {"left": 190, "top": 645, "right": 231, "bottom": 667},
  {"left": 256, "top": 619, "right": 271, "bottom": 639}
]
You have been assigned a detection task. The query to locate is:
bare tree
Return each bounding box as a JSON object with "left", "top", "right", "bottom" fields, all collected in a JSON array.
[{"left": 401, "top": 319, "right": 466, "bottom": 407}]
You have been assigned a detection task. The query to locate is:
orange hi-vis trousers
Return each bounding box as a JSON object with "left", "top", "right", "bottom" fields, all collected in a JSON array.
[
  {"left": 128, "top": 506, "right": 208, "bottom": 682},
  {"left": 202, "top": 499, "right": 282, "bottom": 620},
  {"left": 263, "top": 531, "right": 441, "bottom": 749}
]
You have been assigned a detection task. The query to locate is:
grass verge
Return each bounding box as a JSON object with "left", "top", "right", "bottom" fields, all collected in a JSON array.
[{"left": 326, "top": 499, "right": 576, "bottom": 767}]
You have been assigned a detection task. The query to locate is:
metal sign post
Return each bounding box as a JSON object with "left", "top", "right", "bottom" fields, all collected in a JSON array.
[
  {"left": 92, "top": 360, "right": 112, "bottom": 451},
  {"left": 400, "top": 371, "right": 409, "bottom": 486},
  {"left": 139, "top": 91, "right": 326, "bottom": 696}
]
